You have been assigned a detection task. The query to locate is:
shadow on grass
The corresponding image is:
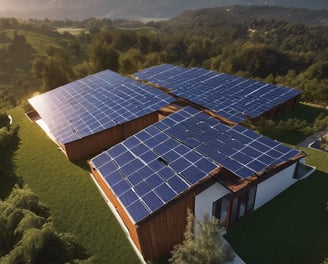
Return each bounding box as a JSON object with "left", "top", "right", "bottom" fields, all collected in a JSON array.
[
  {"left": 72, "top": 159, "right": 91, "bottom": 172},
  {"left": 0, "top": 126, "right": 22, "bottom": 199},
  {"left": 225, "top": 169, "right": 328, "bottom": 264},
  {"left": 256, "top": 103, "right": 328, "bottom": 145},
  {"left": 277, "top": 103, "right": 328, "bottom": 124}
]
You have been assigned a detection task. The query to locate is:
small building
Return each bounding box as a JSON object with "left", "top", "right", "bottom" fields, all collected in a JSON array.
[
  {"left": 89, "top": 106, "right": 310, "bottom": 262},
  {"left": 27, "top": 70, "right": 174, "bottom": 160},
  {"left": 134, "top": 64, "right": 301, "bottom": 123}
]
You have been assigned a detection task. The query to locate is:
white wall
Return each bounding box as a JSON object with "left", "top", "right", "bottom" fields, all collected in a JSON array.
[
  {"left": 254, "top": 163, "right": 297, "bottom": 210},
  {"left": 195, "top": 182, "right": 231, "bottom": 221}
]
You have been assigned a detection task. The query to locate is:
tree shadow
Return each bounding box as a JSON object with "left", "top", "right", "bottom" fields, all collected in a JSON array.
[{"left": 0, "top": 125, "right": 22, "bottom": 200}]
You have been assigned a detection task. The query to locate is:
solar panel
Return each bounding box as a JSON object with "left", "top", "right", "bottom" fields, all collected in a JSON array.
[
  {"left": 119, "top": 190, "right": 138, "bottom": 207},
  {"left": 90, "top": 106, "right": 301, "bottom": 223},
  {"left": 126, "top": 200, "right": 149, "bottom": 223},
  {"left": 29, "top": 70, "right": 174, "bottom": 144},
  {"left": 142, "top": 192, "right": 164, "bottom": 212},
  {"left": 134, "top": 64, "right": 301, "bottom": 123},
  {"left": 155, "top": 183, "right": 177, "bottom": 202}
]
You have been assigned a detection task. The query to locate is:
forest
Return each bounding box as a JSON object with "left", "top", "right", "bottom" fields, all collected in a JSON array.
[{"left": 0, "top": 6, "right": 327, "bottom": 111}]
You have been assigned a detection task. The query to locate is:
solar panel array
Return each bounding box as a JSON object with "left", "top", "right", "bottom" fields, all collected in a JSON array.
[
  {"left": 91, "top": 106, "right": 300, "bottom": 223},
  {"left": 29, "top": 70, "right": 174, "bottom": 144},
  {"left": 134, "top": 64, "right": 301, "bottom": 123}
]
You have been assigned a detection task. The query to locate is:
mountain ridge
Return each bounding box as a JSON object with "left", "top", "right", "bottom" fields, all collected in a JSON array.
[{"left": 0, "top": 0, "right": 326, "bottom": 20}]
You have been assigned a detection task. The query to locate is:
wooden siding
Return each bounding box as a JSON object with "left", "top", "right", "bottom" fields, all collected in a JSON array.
[
  {"left": 135, "top": 177, "right": 216, "bottom": 261},
  {"left": 90, "top": 159, "right": 218, "bottom": 262},
  {"left": 122, "top": 112, "right": 159, "bottom": 139},
  {"left": 136, "top": 191, "right": 195, "bottom": 261},
  {"left": 252, "top": 94, "right": 301, "bottom": 122},
  {"left": 25, "top": 110, "right": 40, "bottom": 122},
  {"left": 64, "top": 112, "right": 159, "bottom": 160}
]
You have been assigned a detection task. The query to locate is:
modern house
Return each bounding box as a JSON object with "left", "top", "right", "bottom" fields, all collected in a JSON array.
[
  {"left": 27, "top": 64, "right": 312, "bottom": 262},
  {"left": 27, "top": 70, "right": 174, "bottom": 160},
  {"left": 89, "top": 106, "right": 308, "bottom": 261},
  {"left": 134, "top": 64, "right": 301, "bottom": 123}
]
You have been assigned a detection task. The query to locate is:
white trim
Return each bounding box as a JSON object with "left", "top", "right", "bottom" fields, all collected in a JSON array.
[
  {"left": 8, "top": 115, "right": 13, "bottom": 125},
  {"left": 89, "top": 173, "right": 146, "bottom": 264},
  {"left": 195, "top": 182, "right": 231, "bottom": 221}
]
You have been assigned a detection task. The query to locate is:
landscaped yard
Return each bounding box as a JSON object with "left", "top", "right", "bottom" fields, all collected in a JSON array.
[
  {"left": 6, "top": 104, "right": 328, "bottom": 264},
  {"left": 225, "top": 147, "right": 328, "bottom": 264},
  {"left": 8, "top": 107, "right": 139, "bottom": 264},
  {"left": 225, "top": 104, "right": 328, "bottom": 264}
]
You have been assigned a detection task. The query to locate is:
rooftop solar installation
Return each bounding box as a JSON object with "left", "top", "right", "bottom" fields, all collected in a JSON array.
[
  {"left": 134, "top": 64, "right": 301, "bottom": 123},
  {"left": 90, "top": 106, "right": 300, "bottom": 223},
  {"left": 28, "top": 70, "right": 174, "bottom": 144}
]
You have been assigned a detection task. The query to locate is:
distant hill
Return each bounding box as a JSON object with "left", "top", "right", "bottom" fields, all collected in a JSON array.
[
  {"left": 0, "top": 0, "right": 327, "bottom": 20},
  {"left": 161, "top": 6, "right": 328, "bottom": 30}
]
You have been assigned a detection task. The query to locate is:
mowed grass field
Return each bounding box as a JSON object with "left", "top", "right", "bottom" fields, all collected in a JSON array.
[
  {"left": 225, "top": 147, "right": 328, "bottom": 264},
  {"left": 225, "top": 103, "right": 328, "bottom": 264},
  {"left": 9, "top": 107, "right": 139, "bottom": 264},
  {"left": 0, "top": 28, "right": 66, "bottom": 95},
  {"left": 7, "top": 103, "right": 328, "bottom": 264}
]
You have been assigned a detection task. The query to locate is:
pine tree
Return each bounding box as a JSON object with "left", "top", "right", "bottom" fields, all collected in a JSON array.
[{"left": 170, "top": 209, "right": 234, "bottom": 264}]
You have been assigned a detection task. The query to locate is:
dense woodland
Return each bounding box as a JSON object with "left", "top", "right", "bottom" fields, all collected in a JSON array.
[{"left": 0, "top": 6, "right": 327, "bottom": 111}]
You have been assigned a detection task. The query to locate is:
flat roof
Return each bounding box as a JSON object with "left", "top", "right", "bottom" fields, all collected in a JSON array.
[
  {"left": 29, "top": 70, "right": 174, "bottom": 144},
  {"left": 134, "top": 64, "right": 301, "bottom": 123},
  {"left": 90, "top": 107, "right": 301, "bottom": 224}
]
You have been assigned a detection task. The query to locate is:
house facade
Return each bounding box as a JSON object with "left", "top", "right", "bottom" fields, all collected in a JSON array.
[{"left": 89, "top": 106, "right": 307, "bottom": 261}]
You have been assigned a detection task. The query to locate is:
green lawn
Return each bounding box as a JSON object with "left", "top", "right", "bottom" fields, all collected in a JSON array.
[
  {"left": 9, "top": 107, "right": 139, "bottom": 264},
  {"left": 272, "top": 103, "right": 328, "bottom": 145},
  {"left": 57, "top": 27, "right": 88, "bottom": 36},
  {"left": 7, "top": 104, "right": 328, "bottom": 264},
  {"left": 225, "top": 148, "right": 328, "bottom": 264}
]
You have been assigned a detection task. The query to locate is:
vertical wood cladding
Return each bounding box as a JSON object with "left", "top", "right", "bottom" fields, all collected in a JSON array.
[
  {"left": 251, "top": 94, "right": 301, "bottom": 122},
  {"left": 90, "top": 163, "right": 198, "bottom": 262},
  {"left": 64, "top": 112, "right": 159, "bottom": 160},
  {"left": 136, "top": 192, "right": 195, "bottom": 261}
]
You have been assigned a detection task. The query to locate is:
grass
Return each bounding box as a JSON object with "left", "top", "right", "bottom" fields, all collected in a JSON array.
[
  {"left": 57, "top": 27, "right": 88, "bottom": 36},
  {"left": 0, "top": 29, "right": 68, "bottom": 57},
  {"left": 225, "top": 148, "right": 328, "bottom": 264},
  {"left": 278, "top": 103, "right": 328, "bottom": 124},
  {"left": 260, "top": 103, "right": 328, "bottom": 145},
  {"left": 6, "top": 103, "right": 328, "bottom": 264},
  {"left": 0, "top": 28, "right": 70, "bottom": 96},
  {"left": 8, "top": 107, "right": 139, "bottom": 264},
  {"left": 225, "top": 104, "right": 328, "bottom": 264}
]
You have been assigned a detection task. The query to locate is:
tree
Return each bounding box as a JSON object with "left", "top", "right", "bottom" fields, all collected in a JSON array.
[
  {"left": 231, "top": 45, "right": 290, "bottom": 78},
  {"left": 87, "top": 39, "right": 119, "bottom": 72},
  {"left": 32, "top": 53, "right": 74, "bottom": 90},
  {"left": 119, "top": 48, "right": 143, "bottom": 74},
  {"left": 0, "top": 118, "right": 19, "bottom": 179},
  {"left": 0, "top": 185, "right": 94, "bottom": 263},
  {"left": 170, "top": 209, "right": 234, "bottom": 264}
]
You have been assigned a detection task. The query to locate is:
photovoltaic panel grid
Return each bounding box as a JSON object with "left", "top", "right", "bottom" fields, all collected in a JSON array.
[
  {"left": 134, "top": 64, "right": 301, "bottom": 123},
  {"left": 28, "top": 70, "right": 174, "bottom": 144},
  {"left": 90, "top": 106, "right": 300, "bottom": 223}
]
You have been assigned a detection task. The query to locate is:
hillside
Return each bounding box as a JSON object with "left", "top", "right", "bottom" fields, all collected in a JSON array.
[
  {"left": 0, "top": 21, "right": 82, "bottom": 108},
  {"left": 0, "top": 0, "right": 326, "bottom": 19},
  {"left": 161, "top": 6, "right": 328, "bottom": 31}
]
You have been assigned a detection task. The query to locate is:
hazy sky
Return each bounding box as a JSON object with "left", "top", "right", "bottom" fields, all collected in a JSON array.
[{"left": 0, "top": 0, "right": 326, "bottom": 20}]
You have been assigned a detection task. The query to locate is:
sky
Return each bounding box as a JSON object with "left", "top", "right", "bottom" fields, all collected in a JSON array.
[{"left": 0, "top": 0, "right": 326, "bottom": 20}]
